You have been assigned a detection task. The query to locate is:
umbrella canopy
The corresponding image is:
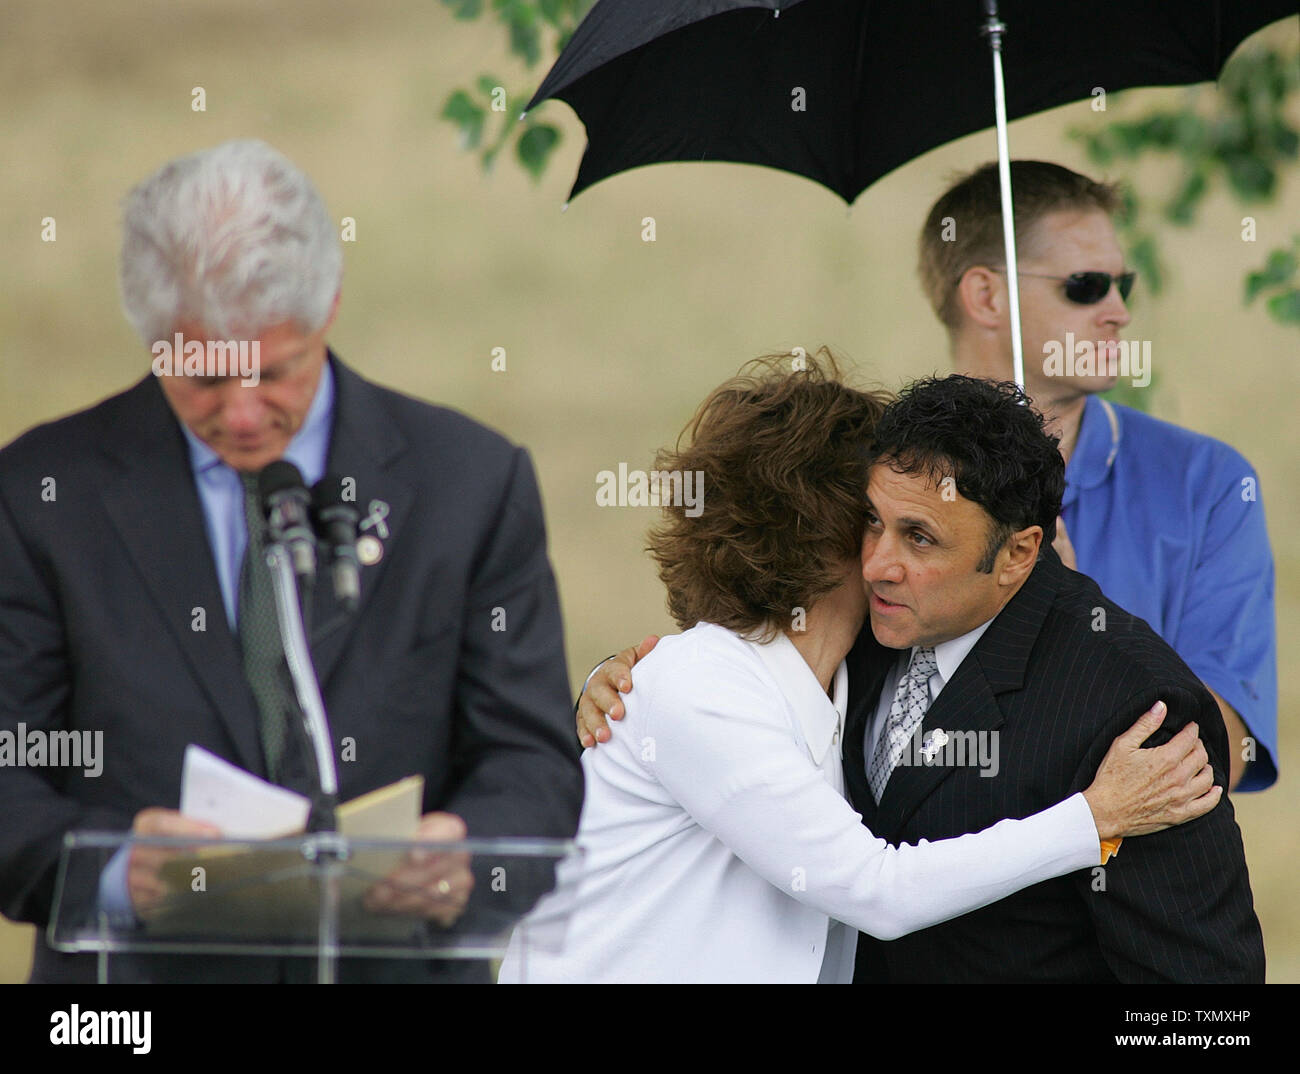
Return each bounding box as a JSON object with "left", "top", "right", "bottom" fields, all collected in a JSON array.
[
  {"left": 527, "top": 0, "right": 1297, "bottom": 206},
  {"left": 527, "top": 0, "right": 1297, "bottom": 385}
]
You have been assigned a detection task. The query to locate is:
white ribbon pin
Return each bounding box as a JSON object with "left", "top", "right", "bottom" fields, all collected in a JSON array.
[
  {"left": 357, "top": 499, "right": 390, "bottom": 565},
  {"left": 359, "top": 499, "right": 390, "bottom": 539},
  {"left": 919, "top": 728, "right": 949, "bottom": 760}
]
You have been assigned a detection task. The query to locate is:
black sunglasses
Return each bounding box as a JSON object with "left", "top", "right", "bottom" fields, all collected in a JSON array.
[{"left": 996, "top": 269, "right": 1135, "bottom": 305}]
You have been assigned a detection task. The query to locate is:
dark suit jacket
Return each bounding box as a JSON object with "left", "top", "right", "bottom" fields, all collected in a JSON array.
[
  {"left": 0, "top": 353, "right": 583, "bottom": 982},
  {"left": 843, "top": 550, "right": 1264, "bottom": 983}
]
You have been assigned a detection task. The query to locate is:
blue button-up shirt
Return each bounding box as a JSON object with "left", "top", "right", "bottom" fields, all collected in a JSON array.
[
  {"left": 1062, "top": 395, "right": 1278, "bottom": 790},
  {"left": 180, "top": 361, "right": 335, "bottom": 629}
]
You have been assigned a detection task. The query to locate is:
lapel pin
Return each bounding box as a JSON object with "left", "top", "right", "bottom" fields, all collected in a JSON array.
[
  {"left": 920, "top": 728, "right": 949, "bottom": 760},
  {"left": 357, "top": 499, "right": 390, "bottom": 566},
  {"left": 357, "top": 534, "right": 384, "bottom": 566},
  {"left": 359, "top": 499, "right": 390, "bottom": 540}
]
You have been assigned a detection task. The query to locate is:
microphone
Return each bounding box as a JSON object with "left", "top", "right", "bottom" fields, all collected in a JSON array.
[
  {"left": 311, "top": 475, "right": 361, "bottom": 613},
  {"left": 258, "top": 461, "right": 316, "bottom": 584}
]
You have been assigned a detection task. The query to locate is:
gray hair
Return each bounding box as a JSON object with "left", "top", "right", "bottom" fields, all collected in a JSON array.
[{"left": 119, "top": 139, "right": 342, "bottom": 344}]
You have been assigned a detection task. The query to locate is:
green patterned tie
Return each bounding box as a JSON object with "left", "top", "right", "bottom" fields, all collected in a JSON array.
[{"left": 238, "top": 472, "right": 290, "bottom": 781}]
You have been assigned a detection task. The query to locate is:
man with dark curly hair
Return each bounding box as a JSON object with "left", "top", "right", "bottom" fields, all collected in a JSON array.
[{"left": 843, "top": 374, "right": 1261, "bottom": 982}]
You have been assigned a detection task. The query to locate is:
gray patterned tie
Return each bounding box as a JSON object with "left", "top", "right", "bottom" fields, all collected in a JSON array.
[
  {"left": 238, "top": 472, "right": 290, "bottom": 781},
  {"left": 868, "top": 646, "right": 938, "bottom": 803}
]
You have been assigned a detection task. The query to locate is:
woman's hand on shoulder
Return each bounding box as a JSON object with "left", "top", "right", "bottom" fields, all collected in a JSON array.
[
  {"left": 576, "top": 636, "right": 660, "bottom": 748},
  {"left": 1082, "top": 701, "right": 1221, "bottom": 843}
]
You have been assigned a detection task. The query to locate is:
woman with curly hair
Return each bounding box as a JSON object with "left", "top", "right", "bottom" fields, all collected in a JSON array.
[{"left": 499, "top": 350, "right": 1213, "bottom": 984}]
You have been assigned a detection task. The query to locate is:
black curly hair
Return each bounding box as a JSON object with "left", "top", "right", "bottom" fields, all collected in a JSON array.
[{"left": 868, "top": 375, "right": 1063, "bottom": 573}]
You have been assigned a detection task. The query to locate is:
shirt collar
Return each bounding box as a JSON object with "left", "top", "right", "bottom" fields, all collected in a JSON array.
[
  {"left": 1063, "top": 394, "right": 1122, "bottom": 505},
  {"left": 930, "top": 616, "right": 995, "bottom": 688},
  {"left": 748, "top": 630, "right": 848, "bottom": 767},
  {"left": 178, "top": 359, "right": 335, "bottom": 485}
]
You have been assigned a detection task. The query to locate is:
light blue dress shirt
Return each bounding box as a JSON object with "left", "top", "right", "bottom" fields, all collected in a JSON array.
[
  {"left": 1062, "top": 395, "right": 1277, "bottom": 791},
  {"left": 99, "top": 361, "right": 336, "bottom": 920},
  {"left": 182, "top": 360, "right": 336, "bottom": 629}
]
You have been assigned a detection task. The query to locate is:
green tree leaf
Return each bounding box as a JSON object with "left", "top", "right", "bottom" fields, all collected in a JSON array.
[
  {"left": 494, "top": 0, "right": 542, "bottom": 66},
  {"left": 1164, "top": 168, "right": 1207, "bottom": 225},
  {"left": 1245, "top": 246, "right": 1298, "bottom": 303},
  {"left": 1173, "top": 111, "right": 1206, "bottom": 153},
  {"left": 442, "top": 90, "right": 486, "bottom": 149},
  {"left": 1140, "top": 114, "right": 1177, "bottom": 148},
  {"left": 443, "top": 0, "right": 483, "bottom": 18},
  {"left": 1270, "top": 122, "right": 1298, "bottom": 157},
  {"left": 1224, "top": 153, "right": 1275, "bottom": 201},
  {"left": 516, "top": 123, "right": 560, "bottom": 179},
  {"left": 1129, "top": 235, "right": 1163, "bottom": 297},
  {"left": 1244, "top": 270, "right": 1270, "bottom": 304},
  {"left": 538, "top": 0, "right": 574, "bottom": 26},
  {"left": 1265, "top": 289, "right": 1300, "bottom": 323}
]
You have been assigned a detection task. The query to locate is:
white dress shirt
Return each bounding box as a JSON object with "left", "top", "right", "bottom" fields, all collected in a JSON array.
[
  {"left": 865, "top": 618, "right": 994, "bottom": 767},
  {"left": 499, "top": 621, "right": 1100, "bottom": 984}
]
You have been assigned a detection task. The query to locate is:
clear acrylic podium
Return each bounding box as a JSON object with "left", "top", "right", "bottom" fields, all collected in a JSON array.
[{"left": 48, "top": 831, "right": 582, "bottom": 983}]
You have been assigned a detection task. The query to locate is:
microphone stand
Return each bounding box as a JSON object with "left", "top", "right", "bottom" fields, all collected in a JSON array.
[{"left": 265, "top": 540, "right": 344, "bottom": 984}]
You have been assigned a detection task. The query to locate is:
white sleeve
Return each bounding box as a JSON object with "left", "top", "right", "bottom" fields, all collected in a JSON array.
[{"left": 641, "top": 654, "right": 1100, "bottom": 942}]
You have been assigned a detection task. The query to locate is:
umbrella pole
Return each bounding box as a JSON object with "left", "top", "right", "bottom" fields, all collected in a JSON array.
[{"left": 981, "top": 3, "right": 1025, "bottom": 390}]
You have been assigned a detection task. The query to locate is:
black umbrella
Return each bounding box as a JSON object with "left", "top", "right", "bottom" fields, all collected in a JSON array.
[{"left": 525, "top": 0, "right": 1298, "bottom": 383}]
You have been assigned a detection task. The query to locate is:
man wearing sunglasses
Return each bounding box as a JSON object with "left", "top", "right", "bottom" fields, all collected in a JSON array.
[{"left": 917, "top": 160, "right": 1277, "bottom": 793}]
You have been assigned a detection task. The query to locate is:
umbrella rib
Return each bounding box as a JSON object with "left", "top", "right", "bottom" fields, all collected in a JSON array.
[{"left": 849, "top": 0, "right": 873, "bottom": 205}]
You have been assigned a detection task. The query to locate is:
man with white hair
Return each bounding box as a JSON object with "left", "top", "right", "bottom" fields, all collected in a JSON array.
[{"left": 0, "top": 140, "right": 582, "bottom": 982}]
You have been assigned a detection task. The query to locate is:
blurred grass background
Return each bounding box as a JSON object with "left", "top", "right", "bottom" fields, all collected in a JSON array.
[{"left": 0, "top": 1, "right": 1294, "bottom": 982}]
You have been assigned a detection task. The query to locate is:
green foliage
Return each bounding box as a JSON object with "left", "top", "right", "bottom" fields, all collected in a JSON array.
[
  {"left": 517, "top": 123, "right": 561, "bottom": 178},
  {"left": 1266, "top": 291, "right": 1300, "bottom": 322},
  {"left": 1071, "top": 44, "right": 1300, "bottom": 330},
  {"left": 1127, "top": 235, "right": 1162, "bottom": 296},
  {"left": 445, "top": 0, "right": 484, "bottom": 17},
  {"left": 439, "top": 0, "right": 594, "bottom": 181},
  {"left": 442, "top": 89, "right": 486, "bottom": 149},
  {"left": 1245, "top": 237, "right": 1300, "bottom": 324}
]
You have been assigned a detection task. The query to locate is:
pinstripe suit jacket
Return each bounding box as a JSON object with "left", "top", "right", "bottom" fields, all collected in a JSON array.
[{"left": 843, "top": 550, "right": 1264, "bottom": 983}]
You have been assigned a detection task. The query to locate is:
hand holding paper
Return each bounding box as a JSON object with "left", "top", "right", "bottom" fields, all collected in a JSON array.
[
  {"left": 127, "top": 808, "right": 221, "bottom": 915},
  {"left": 132, "top": 745, "right": 465, "bottom": 931},
  {"left": 364, "top": 811, "right": 474, "bottom": 927}
]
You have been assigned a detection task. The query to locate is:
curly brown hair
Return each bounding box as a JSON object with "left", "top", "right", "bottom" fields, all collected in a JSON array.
[{"left": 647, "top": 349, "right": 889, "bottom": 642}]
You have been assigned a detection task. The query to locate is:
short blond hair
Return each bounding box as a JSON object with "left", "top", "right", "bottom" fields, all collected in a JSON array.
[{"left": 918, "top": 161, "right": 1122, "bottom": 331}]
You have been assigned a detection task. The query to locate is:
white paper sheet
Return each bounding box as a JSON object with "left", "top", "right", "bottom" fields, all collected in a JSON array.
[{"left": 180, "top": 744, "right": 311, "bottom": 839}]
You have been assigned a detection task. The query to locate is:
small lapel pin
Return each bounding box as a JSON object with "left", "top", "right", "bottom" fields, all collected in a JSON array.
[
  {"left": 357, "top": 534, "right": 384, "bottom": 566},
  {"left": 920, "top": 728, "right": 949, "bottom": 760},
  {"left": 360, "top": 499, "right": 390, "bottom": 540}
]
